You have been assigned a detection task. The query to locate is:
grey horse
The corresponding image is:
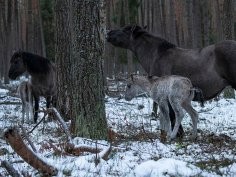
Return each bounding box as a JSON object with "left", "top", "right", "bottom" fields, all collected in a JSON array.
[
  {"left": 17, "top": 80, "right": 33, "bottom": 123},
  {"left": 124, "top": 75, "right": 201, "bottom": 140},
  {"left": 107, "top": 25, "right": 236, "bottom": 136}
]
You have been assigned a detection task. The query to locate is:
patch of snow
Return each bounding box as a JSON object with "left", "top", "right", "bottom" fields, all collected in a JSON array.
[{"left": 134, "top": 158, "right": 201, "bottom": 177}]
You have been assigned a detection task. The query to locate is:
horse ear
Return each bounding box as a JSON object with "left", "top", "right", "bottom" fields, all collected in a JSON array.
[{"left": 143, "top": 25, "right": 148, "bottom": 30}]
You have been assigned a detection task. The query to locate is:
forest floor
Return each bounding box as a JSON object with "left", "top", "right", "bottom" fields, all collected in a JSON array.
[{"left": 0, "top": 79, "right": 236, "bottom": 177}]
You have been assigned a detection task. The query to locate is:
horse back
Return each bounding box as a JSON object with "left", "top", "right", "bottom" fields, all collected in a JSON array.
[{"left": 214, "top": 40, "right": 236, "bottom": 88}]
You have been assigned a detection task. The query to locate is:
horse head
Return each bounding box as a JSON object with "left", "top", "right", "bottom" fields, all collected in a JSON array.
[
  {"left": 124, "top": 74, "right": 148, "bottom": 101},
  {"left": 107, "top": 25, "right": 147, "bottom": 49},
  {"left": 8, "top": 51, "right": 27, "bottom": 80}
]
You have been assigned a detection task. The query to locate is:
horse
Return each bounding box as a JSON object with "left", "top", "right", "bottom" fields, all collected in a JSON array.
[
  {"left": 124, "top": 75, "right": 202, "bottom": 140},
  {"left": 8, "top": 51, "right": 56, "bottom": 123},
  {"left": 17, "top": 80, "right": 34, "bottom": 123},
  {"left": 107, "top": 25, "right": 236, "bottom": 137}
]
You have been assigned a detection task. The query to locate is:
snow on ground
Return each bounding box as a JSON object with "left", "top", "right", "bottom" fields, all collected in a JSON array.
[{"left": 0, "top": 81, "right": 236, "bottom": 176}]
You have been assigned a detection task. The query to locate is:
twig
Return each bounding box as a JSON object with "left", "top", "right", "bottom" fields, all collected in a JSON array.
[
  {"left": 198, "top": 106, "right": 216, "bottom": 113},
  {"left": 11, "top": 160, "right": 25, "bottom": 164},
  {"left": 81, "top": 138, "right": 125, "bottom": 150},
  {"left": 141, "top": 125, "right": 154, "bottom": 143},
  {"left": 1, "top": 160, "right": 21, "bottom": 177},
  {"left": 99, "top": 145, "right": 112, "bottom": 161},
  {"left": 49, "top": 107, "right": 73, "bottom": 144},
  {"left": 19, "top": 125, "right": 37, "bottom": 152},
  {"left": 0, "top": 102, "right": 21, "bottom": 105},
  {"left": 0, "top": 96, "right": 7, "bottom": 99},
  {"left": 4, "top": 127, "right": 58, "bottom": 176},
  {"left": 28, "top": 110, "right": 47, "bottom": 134}
]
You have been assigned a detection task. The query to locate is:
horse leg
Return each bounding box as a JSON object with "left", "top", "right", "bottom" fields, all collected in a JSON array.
[
  {"left": 25, "top": 103, "right": 30, "bottom": 123},
  {"left": 169, "top": 101, "right": 185, "bottom": 140},
  {"left": 21, "top": 103, "right": 26, "bottom": 123},
  {"left": 152, "top": 101, "right": 158, "bottom": 117},
  {"left": 52, "top": 95, "right": 57, "bottom": 107},
  {"left": 158, "top": 102, "right": 171, "bottom": 141},
  {"left": 46, "top": 96, "right": 52, "bottom": 109},
  {"left": 182, "top": 102, "right": 198, "bottom": 140},
  {"left": 34, "top": 95, "right": 39, "bottom": 123},
  {"left": 168, "top": 101, "right": 184, "bottom": 138}
]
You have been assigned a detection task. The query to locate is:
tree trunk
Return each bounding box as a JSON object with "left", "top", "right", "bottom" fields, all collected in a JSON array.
[
  {"left": 70, "top": 0, "right": 108, "bottom": 139},
  {"left": 222, "top": 0, "right": 235, "bottom": 98},
  {"left": 54, "top": 0, "right": 73, "bottom": 121},
  {"left": 124, "top": 0, "right": 133, "bottom": 75}
]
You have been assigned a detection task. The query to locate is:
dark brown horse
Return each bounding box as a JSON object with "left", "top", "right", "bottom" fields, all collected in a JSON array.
[
  {"left": 107, "top": 25, "right": 236, "bottom": 136},
  {"left": 8, "top": 51, "right": 56, "bottom": 123}
]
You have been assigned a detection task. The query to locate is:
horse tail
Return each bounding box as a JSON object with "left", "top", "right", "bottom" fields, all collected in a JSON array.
[{"left": 190, "top": 87, "right": 204, "bottom": 107}]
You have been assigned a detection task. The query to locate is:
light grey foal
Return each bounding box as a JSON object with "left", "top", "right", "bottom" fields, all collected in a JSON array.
[
  {"left": 18, "top": 80, "right": 33, "bottom": 123},
  {"left": 124, "top": 75, "right": 201, "bottom": 140}
]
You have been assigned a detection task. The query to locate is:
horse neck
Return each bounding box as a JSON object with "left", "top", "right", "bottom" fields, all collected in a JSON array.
[
  {"left": 22, "top": 52, "right": 51, "bottom": 75},
  {"left": 133, "top": 77, "right": 152, "bottom": 95},
  {"left": 130, "top": 35, "right": 161, "bottom": 73}
]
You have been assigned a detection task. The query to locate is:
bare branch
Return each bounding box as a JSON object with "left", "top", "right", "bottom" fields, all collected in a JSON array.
[
  {"left": 19, "top": 125, "right": 37, "bottom": 152},
  {"left": 99, "top": 145, "right": 112, "bottom": 161},
  {"left": 28, "top": 109, "right": 47, "bottom": 134},
  {"left": 49, "top": 107, "right": 73, "bottom": 143}
]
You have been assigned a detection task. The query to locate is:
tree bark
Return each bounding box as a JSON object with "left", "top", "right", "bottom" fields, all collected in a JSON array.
[
  {"left": 222, "top": 0, "right": 235, "bottom": 98},
  {"left": 70, "top": 0, "right": 108, "bottom": 139},
  {"left": 55, "top": 0, "right": 73, "bottom": 121}
]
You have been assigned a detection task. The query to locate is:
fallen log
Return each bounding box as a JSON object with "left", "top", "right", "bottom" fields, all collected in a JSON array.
[
  {"left": 65, "top": 143, "right": 102, "bottom": 156},
  {"left": 4, "top": 127, "right": 58, "bottom": 176}
]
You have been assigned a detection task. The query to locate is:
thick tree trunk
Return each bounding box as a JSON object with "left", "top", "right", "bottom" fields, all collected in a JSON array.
[{"left": 70, "top": 0, "right": 108, "bottom": 139}]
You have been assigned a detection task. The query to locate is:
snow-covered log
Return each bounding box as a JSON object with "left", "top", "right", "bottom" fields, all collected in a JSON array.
[
  {"left": 65, "top": 143, "right": 102, "bottom": 156},
  {"left": 4, "top": 127, "right": 58, "bottom": 176}
]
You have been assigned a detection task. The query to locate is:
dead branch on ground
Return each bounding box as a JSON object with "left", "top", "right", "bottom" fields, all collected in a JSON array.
[
  {"left": 19, "top": 125, "right": 37, "bottom": 152},
  {"left": 28, "top": 109, "right": 48, "bottom": 134},
  {"left": 49, "top": 107, "right": 73, "bottom": 143},
  {"left": 4, "top": 127, "right": 58, "bottom": 176},
  {"left": 99, "top": 145, "right": 112, "bottom": 161},
  {"left": 65, "top": 143, "right": 102, "bottom": 156}
]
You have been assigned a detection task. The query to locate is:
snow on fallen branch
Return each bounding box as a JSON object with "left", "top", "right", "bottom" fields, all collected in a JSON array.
[
  {"left": 29, "top": 107, "right": 113, "bottom": 161},
  {"left": 1, "top": 160, "right": 21, "bottom": 177},
  {"left": 19, "top": 125, "right": 37, "bottom": 153},
  {"left": 4, "top": 127, "right": 58, "bottom": 176},
  {"left": 65, "top": 143, "right": 102, "bottom": 156},
  {"left": 49, "top": 107, "right": 73, "bottom": 144},
  {"left": 65, "top": 143, "right": 112, "bottom": 161}
]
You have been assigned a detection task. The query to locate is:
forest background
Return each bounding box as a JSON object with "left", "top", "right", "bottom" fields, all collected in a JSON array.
[{"left": 1, "top": 0, "right": 236, "bottom": 82}]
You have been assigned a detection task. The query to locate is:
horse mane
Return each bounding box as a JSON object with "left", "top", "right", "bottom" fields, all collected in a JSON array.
[
  {"left": 132, "top": 25, "right": 176, "bottom": 54},
  {"left": 16, "top": 51, "right": 52, "bottom": 74}
]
